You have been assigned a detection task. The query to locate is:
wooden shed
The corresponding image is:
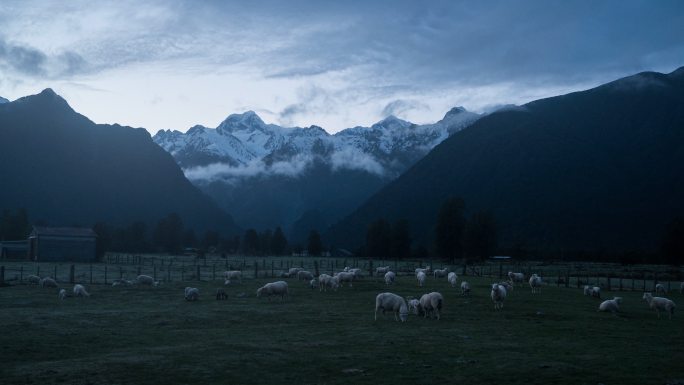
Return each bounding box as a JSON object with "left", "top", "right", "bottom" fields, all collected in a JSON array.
[{"left": 28, "top": 226, "right": 97, "bottom": 262}]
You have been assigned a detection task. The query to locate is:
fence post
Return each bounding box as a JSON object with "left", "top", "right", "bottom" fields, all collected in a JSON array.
[
  {"left": 90, "top": 264, "right": 93, "bottom": 284},
  {"left": 137, "top": 266, "right": 141, "bottom": 277},
  {"left": 557, "top": 270, "right": 561, "bottom": 287},
  {"left": 54, "top": 265, "right": 57, "bottom": 281},
  {"left": 196, "top": 265, "right": 201, "bottom": 281},
  {"left": 154, "top": 266, "right": 157, "bottom": 281},
  {"left": 607, "top": 274, "right": 611, "bottom": 291},
  {"left": 69, "top": 265, "right": 75, "bottom": 284},
  {"left": 37, "top": 265, "right": 40, "bottom": 277},
  {"left": 565, "top": 270, "right": 569, "bottom": 288},
  {"left": 254, "top": 263, "right": 259, "bottom": 279},
  {"left": 20, "top": 266, "right": 23, "bottom": 282},
  {"left": 104, "top": 265, "right": 108, "bottom": 284},
  {"left": 314, "top": 260, "right": 319, "bottom": 277},
  {"left": 0, "top": 266, "right": 4, "bottom": 286},
  {"left": 271, "top": 261, "right": 275, "bottom": 278},
  {"left": 167, "top": 268, "right": 170, "bottom": 282}
]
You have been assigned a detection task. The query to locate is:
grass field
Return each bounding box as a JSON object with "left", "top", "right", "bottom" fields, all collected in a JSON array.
[{"left": 1, "top": 272, "right": 682, "bottom": 385}]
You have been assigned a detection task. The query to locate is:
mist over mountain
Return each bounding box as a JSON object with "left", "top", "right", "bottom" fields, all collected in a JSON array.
[
  {"left": 0, "top": 89, "right": 239, "bottom": 235},
  {"left": 327, "top": 67, "right": 684, "bottom": 255},
  {"left": 154, "top": 107, "right": 480, "bottom": 240}
]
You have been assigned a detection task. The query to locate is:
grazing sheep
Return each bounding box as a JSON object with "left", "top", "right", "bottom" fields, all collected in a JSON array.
[
  {"left": 508, "top": 271, "right": 525, "bottom": 283},
  {"left": 407, "top": 298, "right": 420, "bottom": 315},
  {"left": 583, "top": 285, "right": 592, "bottom": 296},
  {"left": 415, "top": 267, "right": 431, "bottom": 276},
  {"left": 461, "top": 281, "right": 471, "bottom": 296},
  {"left": 598, "top": 297, "right": 622, "bottom": 314},
  {"left": 256, "top": 281, "right": 289, "bottom": 301},
  {"left": 375, "top": 266, "right": 391, "bottom": 275},
  {"left": 336, "top": 271, "right": 355, "bottom": 287},
  {"left": 112, "top": 279, "right": 133, "bottom": 287},
  {"left": 491, "top": 284, "right": 507, "bottom": 310},
  {"left": 288, "top": 267, "right": 303, "bottom": 277},
  {"left": 39, "top": 277, "right": 58, "bottom": 288},
  {"left": 433, "top": 268, "right": 449, "bottom": 278},
  {"left": 73, "top": 284, "right": 90, "bottom": 297},
  {"left": 447, "top": 272, "right": 458, "bottom": 288},
  {"left": 216, "top": 288, "right": 227, "bottom": 300},
  {"left": 642, "top": 293, "right": 676, "bottom": 319},
  {"left": 309, "top": 279, "right": 318, "bottom": 289},
  {"left": 279, "top": 271, "right": 290, "bottom": 278},
  {"left": 419, "top": 292, "right": 443, "bottom": 320},
  {"left": 499, "top": 281, "right": 514, "bottom": 292},
  {"left": 223, "top": 270, "right": 242, "bottom": 283},
  {"left": 348, "top": 268, "right": 363, "bottom": 279},
  {"left": 224, "top": 279, "right": 232, "bottom": 286},
  {"left": 655, "top": 283, "right": 667, "bottom": 295},
  {"left": 375, "top": 293, "right": 409, "bottom": 322},
  {"left": 185, "top": 287, "right": 199, "bottom": 301},
  {"left": 26, "top": 275, "right": 41, "bottom": 285},
  {"left": 384, "top": 271, "right": 396, "bottom": 285},
  {"left": 591, "top": 286, "right": 601, "bottom": 298},
  {"left": 343, "top": 266, "right": 351, "bottom": 272},
  {"left": 529, "top": 274, "right": 542, "bottom": 294},
  {"left": 135, "top": 275, "right": 159, "bottom": 286},
  {"left": 297, "top": 270, "right": 314, "bottom": 281},
  {"left": 58, "top": 289, "right": 66, "bottom": 300},
  {"left": 416, "top": 271, "right": 426, "bottom": 287}
]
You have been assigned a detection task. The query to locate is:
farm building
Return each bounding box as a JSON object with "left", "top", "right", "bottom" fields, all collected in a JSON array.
[
  {"left": 28, "top": 226, "right": 97, "bottom": 262},
  {"left": 0, "top": 240, "right": 28, "bottom": 259}
]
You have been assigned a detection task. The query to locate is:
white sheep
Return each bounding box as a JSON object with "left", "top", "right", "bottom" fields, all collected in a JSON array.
[
  {"left": 256, "top": 281, "right": 289, "bottom": 300},
  {"left": 288, "top": 267, "right": 303, "bottom": 277},
  {"left": 39, "top": 277, "right": 58, "bottom": 288},
  {"left": 433, "top": 268, "right": 449, "bottom": 278},
  {"left": 598, "top": 297, "right": 622, "bottom": 314},
  {"left": 343, "top": 266, "right": 351, "bottom": 272},
  {"left": 384, "top": 271, "right": 396, "bottom": 285},
  {"left": 112, "top": 279, "right": 133, "bottom": 287},
  {"left": 309, "top": 278, "right": 318, "bottom": 289},
  {"left": 415, "top": 267, "right": 431, "bottom": 276},
  {"left": 58, "top": 289, "right": 66, "bottom": 300},
  {"left": 491, "top": 283, "right": 507, "bottom": 310},
  {"left": 419, "top": 292, "right": 443, "bottom": 320},
  {"left": 27, "top": 275, "right": 41, "bottom": 285},
  {"left": 184, "top": 287, "right": 199, "bottom": 301},
  {"left": 655, "top": 283, "right": 667, "bottom": 295},
  {"left": 508, "top": 271, "right": 525, "bottom": 283},
  {"left": 297, "top": 270, "right": 314, "bottom": 281},
  {"left": 375, "top": 266, "right": 390, "bottom": 275},
  {"left": 374, "top": 292, "right": 409, "bottom": 322},
  {"left": 336, "top": 271, "right": 355, "bottom": 287},
  {"left": 73, "top": 284, "right": 90, "bottom": 297},
  {"left": 461, "top": 281, "right": 471, "bottom": 296},
  {"left": 223, "top": 270, "right": 242, "bottom": 283},
  {"left": 416, "top": 271, "right": 426, "bottom": 287},
  {"left": 348, "top": 268, "right": 363, "bottom": 279},
  {"left": 529, "top": 274, "right": 542, "bottom": 294},
  {"left": 591, "top": 286, "right": 601, "bottom": 298},
  {"left": 135, "top": 275, "right": 159, "bottom": 286},
  {"left": 318, "top": 274, "right": 332, "bottom": 291},
  {"left": 407, "top": 298, "right": 420, "bottom": 315},
  {"left": 499, "top": 281, "right": 514, "bottom": 292},
  {"left": 583, "top": 285, "right": 592, "bottom": 296},
  {"left": 447, "top": 272, "right": 458, "bottom": 288},
  {"left": 642, "top": 292, "right": 676, "bottom": 319}
]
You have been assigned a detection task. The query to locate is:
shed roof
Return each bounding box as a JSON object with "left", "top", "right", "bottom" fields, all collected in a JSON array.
[{"left": 30, "top": 226, "right": 97, "bottom": 237}]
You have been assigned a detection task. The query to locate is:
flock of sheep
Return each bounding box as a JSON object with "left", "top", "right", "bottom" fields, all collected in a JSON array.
[{"left": 23, "top": 265, "right": 681, "bottom": 320}]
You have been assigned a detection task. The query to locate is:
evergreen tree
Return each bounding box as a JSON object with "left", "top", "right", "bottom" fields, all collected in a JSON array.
[
  {"left": 93, "top": 222, "right": 111, "bottom": 259},
  {"left": 662, "top": 217, "right": 684, "bottom": 266},
  {"left": 366, "top": 219, "right": 391, "bottom": 259},
  {"left": 128, "top": 221, "right": 149, "bottom": 253},
  {"left": 259, "top": 229, "right": 273, "bottom": 255},
  {"left": 271, "top": 226, "right": 289, "bottom": 255},
  {"left": 183, "top": 229, "right": 197, "bottom": 248},
  {"left": 202, "top": 230, "right": 221, "bottom": 251},
  {"left": 464, "top": 210, "right": 498, "bottom": 261},
  {"left": 153, "top": 213, "right": 184, "bottom": 254},
  {"left": 434, "top": 197, "right": 466, "bottom": 263},
  {"left": 307, "top": 230, "right": 323, "bottom": 256},
  {"left": 390, "top": 219, "right": 412, "bottom": 260},
  {"left": 242, "top": 229, "right": 260, "bottom": 255}
]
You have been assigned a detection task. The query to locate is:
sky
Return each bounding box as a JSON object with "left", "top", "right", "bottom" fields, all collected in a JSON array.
[{"left": 0, "top": 0, "right": 683, "bottom": 134}]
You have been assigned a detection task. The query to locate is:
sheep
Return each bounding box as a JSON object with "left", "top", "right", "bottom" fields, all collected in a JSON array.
[
  {"left": 309, "top": 279, "right": 318, "bottom": 290},
  {"left": 375, "top": 266, "right": 391, "bottom": 275},
  {"left": 348, "top": 268, "right": 363, "bottom": 279},
  {"left": 598, "top": 297, "right": 622, "bottom": 314},
  {"left": 216, "top": 288, "right": 227, "bottom": 300},
  {"left": 112, "top": 279, "right": 133, "bottom": 287},
  {"left": 73, "top": 284, "right": 90, "bottom": 297},
  {"left": 447, "top": 272, "right": 458, "bottom": 288},
  {"left": 419, "top": 292, "right": 443, "bottom": 320},
  {"left": 297, "top": 270, "right": 314, "bottom": 281},
  {"left": 279, "top": 271, "right": 290, "bottom": 278},
  {"left": 407, "top": 298, "right": 420, "bottom": 315},
  {"left": 499, "top": 281, "right": 514, "bottom": 292},
  {"left": 655, "top": 283, "right": 667, "bottom": 295},
  {"left": 288, "top": 267, "right": 303, "bottom": 277},
  {"left": 39, "top": 277, "right": 58, "bottom": 288},
  {"left": 343, "top": 266, "right": 351, "bottom": 272},
  {"left": 58, "top": 289, "right": 66, "bottom": 300},
  {"left": 384, "top": 271, "right": 396, "bottom": 285},
  {"left": 185, "top": 287, "right": 199, "bottom": 301},
  {"left": 461, "top": 281, "right": 471, "bottom": 296},
  {"left": 336, "top": 271, "right": 355, "bottom": 287},
  {"left": 591, "top": 286, "right": 601, "bottom": 298},
  {"left": 256, "top": 281, "right": 289, "bottom": 301},
  {"left": 508, "top": 271, "right": 525, "bottom": 283},
  {"left": 680, "top": 282, "right": 684, "bottom": 294},
  {"left": 375, "top": 292, "right": 409, "bottom": 322},
  {"left": 529, "top": 274, "right": 542, "bottom": 294},
  {"left": 415, "top": 267, "right": 431, "bottom": 276},
  {"left": 26, "top": 275, "right": 41, "bottom": 285},
  {"left": 491, "top": 284, "right": 507, "bottom": 310},
  {"left": 319, "top": 274, "right": 339, "bottom": 292},
  {"left": 223, "top": 270, "right": 242, "bottom": 283},
  {"left": 135, "top": 275, "right": 159, "bottom": 286},
  {"left": 583, "top": 285, "right": 592, "bottom": 296},
  {"left": 416, "top": 271, "right": 426, "bottom": 287},
  {"left": 433, "top": 268, "right": 449, "bottom": 278},
  {"left": 642, "top": 292, "right": 676, "bottom": 319}
]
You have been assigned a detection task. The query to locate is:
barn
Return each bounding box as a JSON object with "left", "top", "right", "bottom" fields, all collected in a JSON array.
[
  {"left": 28, "top": 226, "right": 97, "bottom": 262},
  {"left": 0, "top": 240, "right": 28, "bottom": 259}
]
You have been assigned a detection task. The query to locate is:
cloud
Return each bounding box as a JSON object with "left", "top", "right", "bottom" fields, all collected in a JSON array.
[
  {"left": 0, "top": 38, "right": 90, "bottom": 78},
  {"left": 330, "top": 147, "right": 385, "bottom": 176},
  {"left": 381, "top": 99, "right": 430, "bottom": 118},
  {"left": 183, "top": 154, "right": 315, "bottom": 183}
]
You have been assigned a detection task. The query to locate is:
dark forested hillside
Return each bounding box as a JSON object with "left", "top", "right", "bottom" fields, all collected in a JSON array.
[
  {"left": 327, "top": 67, "right": 684, "bottom": 256},
  {"left": 0, "top": 89, "right": 239, "bottom": 236}
]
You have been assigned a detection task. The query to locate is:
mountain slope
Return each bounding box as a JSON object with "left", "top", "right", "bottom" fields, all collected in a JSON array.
[
  {"left": 327, "top": 67, "right": 684, "bottom": 254},
  {"left": 0, "top": 89, "right": 239, "bottom": 235},
  {"left": 153, "top": 108, "right": 480, "bottom": 238}
]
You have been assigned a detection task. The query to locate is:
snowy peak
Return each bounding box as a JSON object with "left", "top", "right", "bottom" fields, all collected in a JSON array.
[
  {"left": 372, "top": 115, "right": 412, "bottom": 130},
  {"left": 0, "top": 96, "right": 8, "bottom": 104},
  {"left": 217, "top": 111, "right": 267, "bottom": 134},
  {"left": 444, "top": 106, "right": 467, "bottom": 118}
]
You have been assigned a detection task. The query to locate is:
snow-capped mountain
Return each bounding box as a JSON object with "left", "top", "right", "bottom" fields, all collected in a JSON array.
[
  {"left": 0, "top": 96, "right": 9, "bottom": 104},
  {"left": 152, "top": 107, "right": 480, "bottom": 237},
  {"left": 153, "top": 107, "right": 480, "bottom": 179}
]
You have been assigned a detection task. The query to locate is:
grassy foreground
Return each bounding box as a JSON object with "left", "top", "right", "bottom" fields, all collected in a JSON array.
[{"left": 0, "top": 274, "right": 682, "bottom": 385}]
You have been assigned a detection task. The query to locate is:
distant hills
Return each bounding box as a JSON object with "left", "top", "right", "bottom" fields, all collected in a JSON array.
[
  {"left": 154, "top": 107, "right": 480, "bottom": 241},
  {"left": 327, "top": 67, "right": 684, "bottom": 255},
  {"left": 0, "top": 89, "right": 239, "bottom": 236}
]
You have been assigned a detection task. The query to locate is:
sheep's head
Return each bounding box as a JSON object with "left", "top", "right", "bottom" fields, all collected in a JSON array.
[
  {"left": 399, "top": 304, "right": 409, "bottom": 322},
  {"left": 642, "top": 292, "right": 652, "bottom": 302},
  {"left": 256, "top": 287, "right": 263, "bottom": 298},
  {"left": 613, "top": 297, "right": 623, "bottom": 304}
]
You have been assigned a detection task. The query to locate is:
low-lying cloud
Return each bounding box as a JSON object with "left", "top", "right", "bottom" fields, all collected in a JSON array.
[{"left": 330, "top": 147, "right": 385, "bottom": 176}]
